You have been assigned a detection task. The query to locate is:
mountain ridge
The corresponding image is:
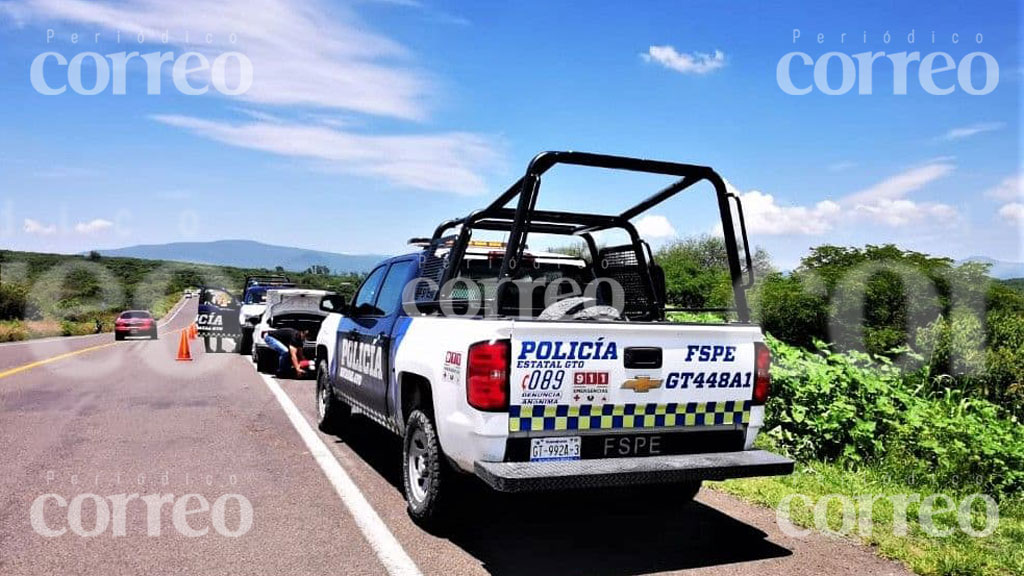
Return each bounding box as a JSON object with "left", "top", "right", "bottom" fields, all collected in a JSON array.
[{"left": 93, "top": 239, "right": 388, "bottom": 274}]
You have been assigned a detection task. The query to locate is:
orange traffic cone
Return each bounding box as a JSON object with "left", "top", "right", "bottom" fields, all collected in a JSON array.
[
  {"left": 189, "top": 323, "right": 197, "bottom": 339},
  {"left": 176, "top": 328, "right": 193, "bottom": 361}
]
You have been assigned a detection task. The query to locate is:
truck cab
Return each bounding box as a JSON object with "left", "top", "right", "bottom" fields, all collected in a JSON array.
[{"left": 238, "top": 275, "right": 294, "bottom": 355}]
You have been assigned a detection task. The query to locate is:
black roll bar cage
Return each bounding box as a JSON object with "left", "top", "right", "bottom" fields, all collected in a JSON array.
[
  {"left": 425, "top": 151, "right": 755, "bottom": 322},
  {"left": 244, "top": 274, "right": 293, "bottom": 287}
]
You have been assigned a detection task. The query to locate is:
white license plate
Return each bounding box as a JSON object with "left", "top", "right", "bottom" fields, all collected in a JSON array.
[{"left": 530, "top": 436, "right": 581, "bottom": 462}]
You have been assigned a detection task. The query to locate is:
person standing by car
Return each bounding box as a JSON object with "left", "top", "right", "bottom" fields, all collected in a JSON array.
[{"left": 263, "top": 327, "right": 308, "bottom": 377}]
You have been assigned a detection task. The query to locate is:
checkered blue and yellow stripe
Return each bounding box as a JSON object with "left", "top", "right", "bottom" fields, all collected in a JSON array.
[{"left": 508, "top": 400, "right": 752, "bottom": 433}]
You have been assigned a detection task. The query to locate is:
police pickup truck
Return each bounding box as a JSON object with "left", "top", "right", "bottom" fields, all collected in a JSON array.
[
  {"left": 314, "top": 152, "right": 793, "bottom": 526},
  {"left": 238, "top": 275, "right": 295, "bottom": 355}
]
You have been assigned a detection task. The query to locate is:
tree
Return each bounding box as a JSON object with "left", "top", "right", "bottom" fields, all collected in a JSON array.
[
  {"left": 654, "top": 235, "right": 774, "bottom": 310},
  {"left": 752, "top": 273, "right": 828, "bottom": 348},
  {"left": 305, "top": 264, "right": 331, "bottom": 276},
  {"left": 798, "top": 244, "right": 958, "bottom": 355}
]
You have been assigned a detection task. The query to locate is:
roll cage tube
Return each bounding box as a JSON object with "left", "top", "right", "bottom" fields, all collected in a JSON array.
[{"left": 427, "top": 151, "right": 755, "bottom": 322}]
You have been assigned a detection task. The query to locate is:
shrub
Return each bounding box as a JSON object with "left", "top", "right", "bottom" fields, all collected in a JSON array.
[
  {"left": 0, "top": 282, "right": 29, "bottom": 320},
  {"left": 753, "top": 273, "right": 828, "bottom": 348},
  {"left": 762, "top": 335, "right": 1024, "bottom": 497},
  {"left": 0, "top": 320, "right": 28, "bottom": 342}
]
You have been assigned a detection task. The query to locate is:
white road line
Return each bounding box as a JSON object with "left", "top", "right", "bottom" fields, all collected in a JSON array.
[
  {"left": 257, "top": 372, "right": 423, "bottom": 576},
  {"left": 158, "top": 298, "right": 191, "bottom": 328}
]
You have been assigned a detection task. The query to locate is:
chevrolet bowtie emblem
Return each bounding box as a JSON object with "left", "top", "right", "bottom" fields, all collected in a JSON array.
[{"left": 622, "top": 376, "right": 662, "bottom": 393}]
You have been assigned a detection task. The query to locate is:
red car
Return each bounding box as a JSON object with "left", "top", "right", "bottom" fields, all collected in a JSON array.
[{"left": 114, "top": 310, "right": 158, "bottom": 340}]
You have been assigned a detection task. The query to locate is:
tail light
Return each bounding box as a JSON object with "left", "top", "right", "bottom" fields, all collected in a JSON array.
[
  {"left": 467, "top": 340, "right": 510, "bottom": 411},
  {"left": 753, "top": 342, "right": 771, "bottom": 405}
]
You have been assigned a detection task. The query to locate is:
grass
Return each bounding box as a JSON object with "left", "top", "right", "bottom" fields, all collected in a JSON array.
[
  {"left": 0, "top": 292, "right": 182, "bottom": 342},
  {"left": 711, "top": 441, "right": 1023, "bottom": 576}
]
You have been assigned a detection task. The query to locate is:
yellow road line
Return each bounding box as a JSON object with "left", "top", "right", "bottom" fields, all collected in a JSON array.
[{"left": 0, "top": 342, "right": 118, "bottom": 380}]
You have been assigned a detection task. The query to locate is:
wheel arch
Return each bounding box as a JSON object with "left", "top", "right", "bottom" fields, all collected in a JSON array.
[{"left": 398, "top": 371, "right": 435, "bottom": 434}]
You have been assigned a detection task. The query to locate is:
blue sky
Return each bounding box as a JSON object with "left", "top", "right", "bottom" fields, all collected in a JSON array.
[{"left": 0, "top": 0, "right": 1020, "bottom": 269}]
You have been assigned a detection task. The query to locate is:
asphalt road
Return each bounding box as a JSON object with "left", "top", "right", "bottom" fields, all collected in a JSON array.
[{"left": 0, "top": 299, "right": 912, "bottom": 576}]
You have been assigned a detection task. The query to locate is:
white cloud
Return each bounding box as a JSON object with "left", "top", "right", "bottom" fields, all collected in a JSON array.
[
  {"left": 828, "top": 161, "right": 857, "bottom": 172},
  {"left": 720, "top": 159, "right": 958, "bottom": 236},
  {"left": 986, "top": 175, "right": 1021, "bottom": 202},
  {"left": 843, "top": 160, "right": 955, "bottom": 204},
  {"left": 998, "top": 203, "right": 1024, "bottom": 224},
  {"left": 939, "top": 122, "right": 1004, "bottom": 141},
  {"left": 634, "top": 215, "right": 677, "bottom": 238},
  {"left": 5, "top": 0, "right": 503, "bottom": 194},
  {"left": 723, "top": 184, "right": 841, "bottom": 235},
  {"left": 851, "top": 199, "right": 957, "bottom": 227},
  {"left": 152, "top": 114, "right": 500, "bottom": 195},
  {"left": 642, "top": 46, "right": 725, "bottom": 75},
  {"left": 5, "top": 0, "right": 429, "bottom": 120},
  {"left": 23, "top": 218, "right": 56, "bottom": 236},
  {"left": 843, "top": 160, "right": 958, "bottom": 226},
  {"left": 74, "top": 219, "right": 114, "bottom": 234}
]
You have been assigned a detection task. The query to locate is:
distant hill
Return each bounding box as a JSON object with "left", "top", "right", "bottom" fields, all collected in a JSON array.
[
  {"left": 94, "top": 240, "right": 387, "bottom": 274},
  {"left": 957, "top": 256, "right": 1024, "bottom": 280}
]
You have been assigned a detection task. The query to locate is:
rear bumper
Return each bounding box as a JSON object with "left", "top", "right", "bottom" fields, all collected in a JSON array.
[
  {"left": 115, "top": 326, "right": 153, "bottom": 333},
  {"left": 474, "top": 449, "right": 794, "bottom": 493}
]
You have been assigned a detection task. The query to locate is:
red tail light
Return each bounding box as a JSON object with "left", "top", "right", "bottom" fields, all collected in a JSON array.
[
  {"left": 753, "top": 342, "right": 771, "bottom": 405},
  {"left": 467, "top": 340, "right": 510, "bottom": 411}
]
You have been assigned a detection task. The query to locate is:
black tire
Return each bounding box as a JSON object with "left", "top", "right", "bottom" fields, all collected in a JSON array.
[
  {"left": 316, "top": 360, "right": 350, "bottom": 434},
  {"left": 115, "top": 332, "right": 124, "bottom": 341},
  {"left": 150, "top": 329, "right": 158, "bottom": 340},
  {"left": 238, "top": 328, "right": 253, "bottom": 355},
  {"left": 255, "top": 348, "right": 276, "bottom": 373},
  {"left": 203, "top": 336, "right": 214, "bottom": 353},
  {"left": 402, "top": 409, "right": 456, "bottom": 529}
]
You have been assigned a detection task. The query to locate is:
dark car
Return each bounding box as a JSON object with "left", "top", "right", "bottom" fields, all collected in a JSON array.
[{"left": 114, "top": 310, "right": 157, "bottom": 340}]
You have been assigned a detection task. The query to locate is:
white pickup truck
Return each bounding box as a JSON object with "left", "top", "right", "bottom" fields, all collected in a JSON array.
[
  {"left": 314, "top": 152, "right": 793, "bottom": 527},
  {"left": 251, "top": 288, "right": 334, "bottom": 373}
]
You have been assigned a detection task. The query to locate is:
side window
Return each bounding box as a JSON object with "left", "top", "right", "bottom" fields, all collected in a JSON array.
[
  {"left": 375, "top": 261, "right": 415, "bottom": 317},
  {"left": 351, "top": 266, "right": 387, "bottom": 315}
]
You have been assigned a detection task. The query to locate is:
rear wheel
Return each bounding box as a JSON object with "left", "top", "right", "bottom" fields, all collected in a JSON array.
[
  {"left": 316, "top": 360, "right": 350, "bottom": 434},
  {"left": 403, "top": 409, "right": 456, "bottom": 529},
  {"left": 203, "top": 336, "right": 214, "bottom": 353},
  {"left": 150, "top": 328, "right": 158, "bottom": 340},
  {"left": 255, "top": 348, "right": 276, "bottom": 373},
  {"left": 115, "top": 332, "right": 124, "bottom": 341}
]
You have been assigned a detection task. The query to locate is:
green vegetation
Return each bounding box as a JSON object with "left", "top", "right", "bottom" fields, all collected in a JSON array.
[
  {"left": 0, "top": 249, "right": 363, "bottom": 341},
  {"left": 763, "top": 336, "right": 1021, "bottom": 498},
  {"left": 660, "top": 238, "right": 1023, "bottom": 575},
  {"left": 714, "top": 457, "right": 1024, "bottom": 576},
  {"left": 659, "top": 238, "right": 1023, "bottom": 415}
]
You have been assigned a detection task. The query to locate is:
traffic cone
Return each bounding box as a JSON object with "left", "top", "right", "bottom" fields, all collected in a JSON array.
[
  {"left": 176, "top": 328, "right": 193, "bottom": 361},
  {"left": 189, "top": 323, "right": 197, "bottom": 339}
]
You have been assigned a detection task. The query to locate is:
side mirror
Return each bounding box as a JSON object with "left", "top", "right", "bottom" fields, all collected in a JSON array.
[{"left": 320, "top": 294, "right": 347, "bottom": 313}]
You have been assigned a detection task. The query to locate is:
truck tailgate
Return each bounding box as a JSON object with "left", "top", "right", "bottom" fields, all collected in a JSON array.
[{"left": 509, "top": 321, "right": 763, "bottom": 441}]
